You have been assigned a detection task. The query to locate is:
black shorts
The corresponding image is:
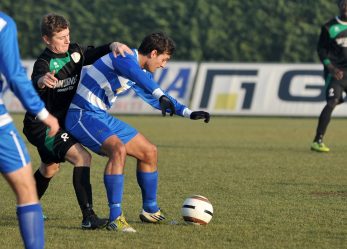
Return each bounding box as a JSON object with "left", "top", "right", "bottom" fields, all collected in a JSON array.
[
  {"left": 325, "top": 75, "right": 347, "bottom": 103},
  {"left": 23, "top": 125, "right": 77, "bottom": 164}
]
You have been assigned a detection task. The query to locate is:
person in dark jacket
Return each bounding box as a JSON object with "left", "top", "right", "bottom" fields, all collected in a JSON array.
[{"left": 23, "top": 13, "right": 132, "bottom": 229}]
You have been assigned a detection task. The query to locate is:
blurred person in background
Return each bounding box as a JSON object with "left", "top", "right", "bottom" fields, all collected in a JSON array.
[
  {"left": 22, "top": 13, "right": 133, "bottom": 229},
  {"left": 311, "top": 0, "right": 347, "bottom": 152},
  {"left": 0, "top": 11, "right": 60, "bottom": 249}
]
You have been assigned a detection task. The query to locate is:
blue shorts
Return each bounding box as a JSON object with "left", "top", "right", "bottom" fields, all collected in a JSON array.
[
  {"left": 0, "top": 122, "right": 31, "bottom": 173},
  {"left": 65, "top": 109, "right": 138, "bottom": 154}
]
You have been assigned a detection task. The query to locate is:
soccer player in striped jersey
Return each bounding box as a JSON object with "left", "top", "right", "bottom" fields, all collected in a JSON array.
[
  {"left": 311, "top": 0, "right": 347, "bottom": 152},
  {"left": 65, "top": 32, "right": 210, "bottom": 232},
  {"left": 0, "top": 11, "right": 59, "bottom": 249}
]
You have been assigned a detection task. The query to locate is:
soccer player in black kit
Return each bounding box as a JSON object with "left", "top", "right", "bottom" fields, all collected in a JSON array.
[
  {"left": 311, "top": 0, "right": 347, "bottom": 152},
  {"left": 23, "top": 13, "right": 132, "bottom": 229}
]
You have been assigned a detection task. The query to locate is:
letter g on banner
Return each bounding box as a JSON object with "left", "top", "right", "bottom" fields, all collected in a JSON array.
[{"left": 278, "top": 70, "right": 325, "bottom": 102}]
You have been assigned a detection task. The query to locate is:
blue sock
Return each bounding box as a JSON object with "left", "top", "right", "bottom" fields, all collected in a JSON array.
[
  {"left": 16, "top": 203, "right": 44, "bottom": 249},
  {"left": 137, "top": 171, "right": 159, "bottom": 213},
  {"left": 104, "top": 174, "right": 124, "bottom": 221}
]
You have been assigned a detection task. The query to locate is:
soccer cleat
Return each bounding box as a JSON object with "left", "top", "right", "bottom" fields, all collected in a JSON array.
[
  {"left": 139, "top": 209, "right": 166, "bottom": 223},
  {"left": 81, "top": 213, "right": 108, "bottom": 230},
  {"left": 310, "top": 142, "right": 330, "bottom": 152},
  {"left": 106, "top": 214, "right": 136, "bottom": 233}
]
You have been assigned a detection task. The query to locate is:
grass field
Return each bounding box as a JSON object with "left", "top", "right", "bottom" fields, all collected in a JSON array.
[{"left": 0, "top": 114, "right": 346, "bottom": 249}]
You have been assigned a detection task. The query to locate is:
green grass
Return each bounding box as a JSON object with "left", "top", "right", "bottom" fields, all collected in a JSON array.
[{"left": 1, "top": 114, "right": 346, "bottom": 249}]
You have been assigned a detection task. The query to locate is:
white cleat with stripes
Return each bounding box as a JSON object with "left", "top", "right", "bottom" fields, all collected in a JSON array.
[{"left": 139, "top": 209, "right": 166, "bottom": 223}]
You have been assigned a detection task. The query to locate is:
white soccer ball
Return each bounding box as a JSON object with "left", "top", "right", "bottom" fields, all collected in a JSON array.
[{"left": 181, "top": 195, "right": 213, "bottom": 225}]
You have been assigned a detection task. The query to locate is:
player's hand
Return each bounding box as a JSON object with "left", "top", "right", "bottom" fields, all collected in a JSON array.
[
  {"left": 42, "top": 114, "right": 60, "bottom": 137},
  {"left": 38, "top": 70, "right": 58, "bottom": 89},
  {"left": 159, "top": 95, "right": 175, "bottom": 116},
  {"left": 110, "top": 42, "right": 134, "bottom": 57},
  {"left": 190, "top": 111, "right": 210, "bottom": 123},
  {"left": 327, "top": 64, "right": 343, "bottom": 80}
]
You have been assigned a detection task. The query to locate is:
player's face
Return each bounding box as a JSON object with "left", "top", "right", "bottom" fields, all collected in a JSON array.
[
  {"left": 146, "top": 50, "right": 171, "bottom": 73},
  {"left": 43, "top": 28, "right": 70, "bottom": 54},
  {"left": 339, "top": 0, "right": 347, "bottom": 19}
]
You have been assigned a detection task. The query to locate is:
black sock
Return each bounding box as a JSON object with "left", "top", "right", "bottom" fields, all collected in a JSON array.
[
  {"left": 314, "top": 103, "right": 335, "bottom": 143},
  {"left": 34, "top": 169, "right": 52, "bottom": 199},
  {"left": 73, "top": 167, "right": 93, "bottom": 218},
  {"left": 314, "top": 134, "right": 324, "bottom": 144}
]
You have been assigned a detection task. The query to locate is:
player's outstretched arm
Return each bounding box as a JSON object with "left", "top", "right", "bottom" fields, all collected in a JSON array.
[
  {"left": 190, "top": 111, "right": 210, "bottom": 123},
  {"left": 159, "top": 95, "right": 175, "bottom": 116}
]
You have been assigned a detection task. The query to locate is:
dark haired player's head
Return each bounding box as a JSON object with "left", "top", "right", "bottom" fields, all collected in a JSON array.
[
  {"left": 339, "top": 0, "right": 347, "bottom": 20},
  {"left": 138, "top": 32, "right": 175, "bottom": 56},
  {"left": 41, "top": 13, "right": 69, "bottom": 38},
  {"left": 137, "top": 32, "right": 175, "bottom": 73}
]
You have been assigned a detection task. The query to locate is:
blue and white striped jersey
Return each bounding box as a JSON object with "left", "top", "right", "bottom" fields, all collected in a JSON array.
[
  {"left": 69, "top": 49, "right": 191, "bottom": 117},
  {"left": 0, "top": 12, "right": 46, "bottom": 127}
]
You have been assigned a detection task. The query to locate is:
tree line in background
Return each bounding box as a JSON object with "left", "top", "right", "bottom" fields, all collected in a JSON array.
[{"left": 0, "top": 0, "right": 339, "bottom": 62}]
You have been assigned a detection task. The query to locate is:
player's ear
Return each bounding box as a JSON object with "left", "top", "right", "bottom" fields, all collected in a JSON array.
[
  {"left": 42, "top": 35, "right": 50, "bottom": 45},
  {"left": 150, "top": 50, "right": 158, "bottom": 58}
]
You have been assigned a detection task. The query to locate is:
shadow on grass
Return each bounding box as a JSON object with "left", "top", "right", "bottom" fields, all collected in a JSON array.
[
  {"left": 310, "top": 191, "right": 347, "bottom": 197},
  {"left": 129, "top": 219, "right": 186, "bottom": 226},
  {"left": 272, "top": 182, "right": 347, "bottom": 199},
  {"left": 273, "top": 182, "right": 347, "bottom": 189}
]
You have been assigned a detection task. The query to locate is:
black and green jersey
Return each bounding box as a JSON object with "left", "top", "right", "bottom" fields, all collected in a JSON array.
[
  {"left": 24, "top": 43, "right": 110, "bottom": 130},
  {"left": 317, "top": 16, "right": 347, "bottom": 74}
]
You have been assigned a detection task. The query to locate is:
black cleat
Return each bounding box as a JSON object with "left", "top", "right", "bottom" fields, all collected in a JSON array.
[{"left": 81, "top": 213, "right": 108, "bottom": 230}]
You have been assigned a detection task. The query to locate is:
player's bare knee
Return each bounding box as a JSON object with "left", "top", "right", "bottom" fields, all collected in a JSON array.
[
  {"left": 77, "top": 148, "right": 92, "bottom": 166},
  {"left": 143, "top": 143, "right": 157, "bottom": 165},
  {"left": 16, "top": 181, "right": 37, "bottom": 204},
  {"left": 111, "top": 143, "right": 127, "bottom": 160},
  {"left": 40, "top": 163, "right": 60, "bottom": 178},
  {"left": 66, "top": 144, "right": 92, "bottom": 166}
]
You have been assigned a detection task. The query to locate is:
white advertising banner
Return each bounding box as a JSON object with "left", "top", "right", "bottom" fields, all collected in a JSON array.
[
  {"left": 191, "top": 63, "right": 347, "bottom": 117},
  {"left": 4, "top": 61, "right": 347, "bottom": 117}
]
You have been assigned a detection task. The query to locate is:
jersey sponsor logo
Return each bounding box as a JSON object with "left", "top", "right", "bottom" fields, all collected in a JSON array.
[
  {"left": 56, "top": 75, "right": 78, "bottom": 92},
  {"left": 336, "top": 37, "right": 347, "bottom": 47},
  {"left": 53, "top": 61, "right": 60, "bottom": 69},
  {"left": 71, "top": 52, "right": 81, "bottom": 63}
]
